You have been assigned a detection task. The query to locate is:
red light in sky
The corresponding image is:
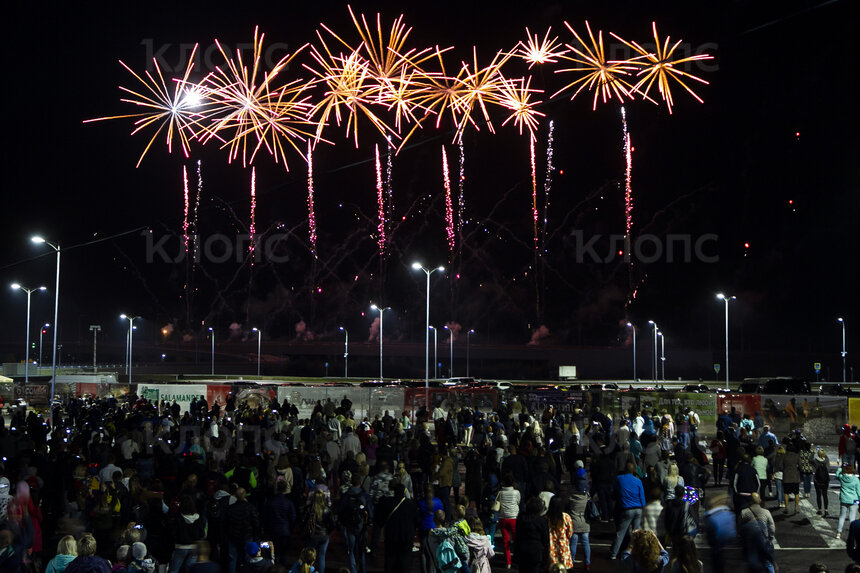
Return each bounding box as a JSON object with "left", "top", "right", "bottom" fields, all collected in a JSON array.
[
  {"left": 744, "top": 242, "right": 750, "bottom": 248},
  {"left": 559, "top": 169, "right": 564, "bottom": 175}
]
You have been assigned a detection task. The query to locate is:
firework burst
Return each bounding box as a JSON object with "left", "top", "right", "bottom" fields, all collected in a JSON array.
[
  {"left": 85, "top": 44, "right": 205, "bottom": 167},
  {"left": 498, "top": 75, "right": 545, "bottom": 138},
  {"left": 554, "top": 21, "right": 638, "bottom": 109},
  {"left": 612, "top": 22, "right": 713, "bottom": 113},
  {"left": 516, "top": 27, "right": 568, "bottom": 68}
]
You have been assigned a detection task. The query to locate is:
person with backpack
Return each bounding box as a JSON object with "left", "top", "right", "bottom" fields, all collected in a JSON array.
[
  {"left": 381, "top": 482, "right": 418, "bottom": 573},
  {"left": 514, "top": 497, "right": 550, "bottom": 573},
  {"left": 263, "top": 481, "right": 296, "bottom": 566},
  {"left": 301, "top": 491, "right": 335, "bottom": 573},
  {"left": 339, "top": 474, "right": 370, "bottom": 573},
  {"left": 813, "top": 449, "right": 831, "bottom": 516}
]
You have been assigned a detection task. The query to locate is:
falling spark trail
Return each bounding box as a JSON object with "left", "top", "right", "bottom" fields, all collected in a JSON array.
[
  {"left": 621, "top": 105, "right": 633, "bottom": 248},
  {"left": 375, "top": 144, "right": 386, "bottom": 254},
  {"left": 457, "top": 135, "right": 465, "bottom": 235},
  {"left": 249, "top": 167, "right": 257, "bottom": 265},
  {"left": 307, "top": 143, "right": 318, "bottom": 258},
  {"left": 542, "top": 120, "right": 554, "bottom": 252},
  {"left": 442, "top": 146, "right": 455, "bottom": 256},
  {"left": 385, "top": 138, "right": 394, "bottom": 229},
  {"left": 192, "top": 160, "right": 203, "bottom": 265},
  {"left": 530, "top": 137, "right": 538, "bottom": 250},
  {"left": 182, "top": 165, "right": 190, "bottom": 254}
]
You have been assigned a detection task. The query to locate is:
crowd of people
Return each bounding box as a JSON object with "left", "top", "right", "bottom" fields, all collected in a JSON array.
[{"left": 0, "top": 392, "right": 858, "bottom": 573}]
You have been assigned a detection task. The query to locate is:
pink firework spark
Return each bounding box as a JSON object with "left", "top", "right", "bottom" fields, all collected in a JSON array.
[
  {"left": 307, "top": 142, "right": 318, "bottom": 257},
  {"left": 442, "top": 146, "right": 455, "bottom": 255},
  {"left": 249, "top": 167, "right": 257, "bottom": 264},
  {"left": 621, "top": 105, "right": 633, "bottom": 245},
  {"left": 542, "top": 120, "right": 554, "bottom": 251},
  {"left": 375, "top": 144, "right": 386, "bottom": 254},
  {"left": 182, "top": 165, "right": 190, "bottom": 254},
  {"left": 530, "top": 136, "right": 538, "bottom": 250}
]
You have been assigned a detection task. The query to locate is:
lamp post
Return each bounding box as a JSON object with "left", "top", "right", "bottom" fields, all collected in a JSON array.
[
  {"left": 11, "top": 283, "right": 47, "bottom": 384},
  {"left": 444, "top": 325, "right": 454, "bottom": 378},
  {"left": 39, "top": 324, "right": 49, "bottom": 369},
  {"left": 339, "top": 326, "right": 349, "bottom": 378},
  {"left": 466, "top": 329, "right": 475, "bottom": 378},
  {"left": 120, "top": 314, "right": 140, "bottom": 384},
  {"left": 839, "top": 318, "right": 847, "bottom": 384},
  {"left": 716, "top": 293, "right": 736, "bottom": 386},
  {"left": 648, "top": 320, "right": 658, "bottom": 382},
  {"left": 32, "top": 236, "right": 60, "bottom": 422},
  {"left": 370, "top": 304, "right": 391, "bottom": 381},
  {"left": 252, "top": 327, "right": 261, "bottom": 377},
  {"left": 626, "top": 322, "right": 637, "bottom": 381},
  {"left": 659, "top": 331, "right": 666, "bottom": 381},
  {"left": 429, "top": 326, "right": 438, "bottom": 379},
  {"left": 412, "top": 262, "right": 444, "bottom": 409},
  {"left": 89, "top": 325, "right": 101, "bottom": 373},
  {"left": 208, "top": 327, "right": 215, "bottom": 376}
]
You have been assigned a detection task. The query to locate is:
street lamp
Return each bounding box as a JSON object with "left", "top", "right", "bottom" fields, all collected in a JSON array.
[
  {"left": 716, "top": 293, "right": 736, "bottom": 385},
  {"left": 648, "top": 320, "right": 658, "bottom": 382},
  {"left": 466, "top": 329, "right": 475, "bottom": 378},
  {"left": 443, "top": 325, "right": 454, "bottom": 378},
  {"left": 32, "top": 236, "right": 60, "bottom": 422},
  {"left": 429, "top": 325, "right": 438, "bottom": 379},
  {"left": 120, "top": 314, "right": 140, "bottom": 384},
  {"left": 11, "top": 283, "right": 47, "bottom": 384},
  {"left": 658, "top": 331, "right": 666, "bottom": 381},
  {"left": 839, "top": 318, "right": 847, "bottom": 384},
  {"left": 626, "top": 322, "right": 637, "bottom": 381},
  {"left": 252, "top": 327, "right": 261, "bottom": 377},
  {"left": 370, "top": 304, "right": 391, "bottom": 381},
  {"left": 39, "top": 323, "right": 50, "bottom": 369},
  {"left": 89, "top": 325, "right": 101, "bottom": 373},
  {"left": 339, "top": 326, "right": 349, "bottom": 378},
  {"left": 208, "top": 327, "right": 215, "bottom": 376},
  {"left": 412, "top": 262, "right": 445, "bottom": 409}
]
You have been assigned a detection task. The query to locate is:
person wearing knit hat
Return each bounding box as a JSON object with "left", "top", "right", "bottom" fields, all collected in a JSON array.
[
  {"left": 241, "top": 541, "right": 273, "bottom": 573},
  {"left": 125, "top": 542, "right": 155, "bottom": 573}
]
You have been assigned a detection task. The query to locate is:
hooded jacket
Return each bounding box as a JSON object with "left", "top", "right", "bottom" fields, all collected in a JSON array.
[
  {"left": 45, "top": 554, "right": 77, "bottom": 573},
  {"left": 172, "top": 513, "right": 204, "bottom": 546},
  {"left": 464, "top": 532, "right": 494, "bottom": 573},
  {"left": 836, "top": 468, "right": 860, "bottom": 504}
]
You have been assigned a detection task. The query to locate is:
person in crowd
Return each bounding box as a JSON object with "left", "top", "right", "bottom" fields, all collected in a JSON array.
[
  {"left": 464, "top": 515, "right": 494, "bottom": 573},
  {"left": 545, "top": 496, "right": 573, "bottom": 570},
  {"left": 513, "top": 497, "right": 549, "bottom": 573},
  {"left": 813, "top": 448, "right": 832, "bottom": 517},
  {"left": 65, "top": 534, "right": 111, "bottom": 573},
  {"left": 620, "top": 529, "right": 669, "bottom": 573},
  {"left": 496, "top": 472, "right": 521, "bottom": 569},
  {"left": 568, "top": 481, "right": 592, "bottom": 571},
  {"left": 609, "top": 463, "right": 646, "bottom": 560},
  {"left": 703, "top": 493, "right": 736, "bottom": 573},
  {"left": 45, "top": 535, "right": 78, "bottom": 573},
  {"left": 668, "top": 535, "right": 702, "bottom": 573},
  {"left": 777, "top": 443, "right": 802, "bottom": 515},
  {"left": 302, "top": 489, "right": 336, "bottom": 573},
  {"left": 837, "top": 465, "right": 860, "bottom": 539},
  {"left": 417, "top": 485, "right": 444, "bottom": 573},
  {"left": 287, "top": 548, "right": 317, "bottom": 573}
]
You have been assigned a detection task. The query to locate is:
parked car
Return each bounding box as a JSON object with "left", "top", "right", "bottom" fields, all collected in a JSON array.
[
  {"left": 739, "top": 377, "right": 811, "bottom": 394},
  {"left": 682, "top": 384, "right": 710, "bottom": 393}
]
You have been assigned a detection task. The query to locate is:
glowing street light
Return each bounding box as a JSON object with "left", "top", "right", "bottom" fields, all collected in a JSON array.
[
  {"left": 252, "top": 327, "right": 262, "bottom": 377},
  {"left": 443, "top": 325, "right": 454, "bottom": 378},
  {"left": 626, "top": 322, "right": 637, "bottom": 381},
  {"left": 648, "top": 320, "right": 659, "bottom": 382},
  {"left": 32, "top": 236, "right": 60, "bottom": 423},
  {"left": 716, "top": 293, "right": 736, "bottom": 385},
  {"left": 11, "top": 283, "right": 47, "bottom": 385},
  {"left": 839, "top": 318, "right": 847, "bottom": 384},
  {"left": 120, "top": 314, "right": 140, "bottom": 384},
  {"left": 339, "top": 326, "right": 349, "bottom": 378},
  {"left": 208, "top": 327, "right": 215, "bottom": 376},
  {"left": 412, "top": 262, "right": 445, "bottom": 408},
  {"left": 370, "top": 304, "right": 391, "bottom": 381}
]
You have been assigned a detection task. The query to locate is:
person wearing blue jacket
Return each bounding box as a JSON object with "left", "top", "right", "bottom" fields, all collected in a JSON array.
[
  {"left": 836, "top": 465, "right": 860, "bottom": 538},
  {"left": 608, "top": 463, "right": 646, "bottom": 560}
]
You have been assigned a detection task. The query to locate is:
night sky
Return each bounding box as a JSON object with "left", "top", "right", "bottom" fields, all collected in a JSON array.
[{"left": 1, "top": 1, "right": 856, "bottom": 379}]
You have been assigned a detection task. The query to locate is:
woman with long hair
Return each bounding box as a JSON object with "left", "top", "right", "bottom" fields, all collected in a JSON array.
[
  {"left": 545, "top": 496, "right": 574, "bottom": 570},
  {"left": 302, "top": 490, "right": 335, "bottom": 573},
  {"left": 668, "top": 535, "right": 702, "bottom": 573},
  {"left": 663, "top": 464, "right": 684, "bottom": 502},
  {"left": 709, "top": 431, "right": 727, "bottom": 486},
  {"left": 622, "top": 529, "right": 670, "bottom": 573},
  {"left": 497, "top": 472, "right": 522, "bottom": 569}
]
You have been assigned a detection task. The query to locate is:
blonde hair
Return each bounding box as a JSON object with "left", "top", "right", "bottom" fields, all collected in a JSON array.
[
  {"left": 57, "top": 535, "right": 77, "bottom": 557},
  {"left": 630, "top": 530, "right": 661, "bottom": 572}
]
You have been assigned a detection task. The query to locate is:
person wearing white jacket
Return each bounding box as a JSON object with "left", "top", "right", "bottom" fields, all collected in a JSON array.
[{"left": 497, "top": 473, "right": 521, "bottom": 568}]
